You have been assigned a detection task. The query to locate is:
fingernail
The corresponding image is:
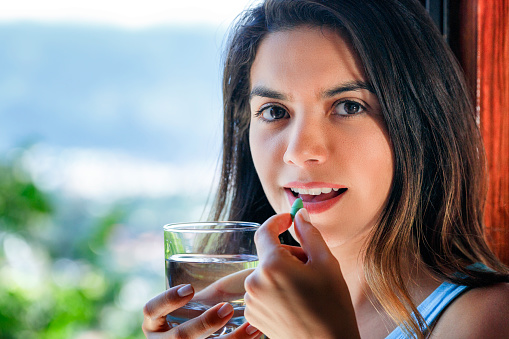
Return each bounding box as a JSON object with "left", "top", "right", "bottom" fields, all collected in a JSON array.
[
  {"left": 217, "top": 303, "right": 234, "bottom": 318},
  {"left": 299, "top": 208, "right": 310, "bottom": 223},
  {"left": 177, "top": 284, "right": 193, "bottom": 297},
  {"left": 246, "top": 324, "right": 258, "bottom": 335}
]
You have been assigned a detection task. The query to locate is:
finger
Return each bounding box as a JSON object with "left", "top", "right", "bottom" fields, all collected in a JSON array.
[
  {"left": 281, "top": 244, "right": 308, "bottom": 263},
  {"left": 255, "top": 213, "right": 292, "bottom": 261},
  {"left": 173, "top": 302, "right": 234, "bottom": 338},
  {"left": 194, "top": 268, "right": 254, "bottom": 304},
  {"left": 142, "top": 284, "right": 194, "bottom": 333},
  {"left": 293, "top": 208, "right": 333, "bottom": 263},
  {"left": 221, "top": 322, "right": 262, "bottom": 339}
]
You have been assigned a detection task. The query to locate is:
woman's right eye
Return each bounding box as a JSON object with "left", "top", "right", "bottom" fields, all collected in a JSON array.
[{"left": 255, "top": 105, "right": 289, "bottom": 122}]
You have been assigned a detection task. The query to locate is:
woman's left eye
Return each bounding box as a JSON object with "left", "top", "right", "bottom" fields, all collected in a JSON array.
[{"left": 334, "top": 100, "right": 366, "bottom": 116}]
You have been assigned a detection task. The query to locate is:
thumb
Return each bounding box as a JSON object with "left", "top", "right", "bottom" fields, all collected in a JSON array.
[{"left": 293, "top": 208, "right": 333, "bottom": 264}]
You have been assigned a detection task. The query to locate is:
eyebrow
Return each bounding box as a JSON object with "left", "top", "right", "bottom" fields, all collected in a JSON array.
[
  {"left": 249, "top": 80, "right": 375, "bottom": 101},
  {"left": 249, "top": 86, "right": 287, "bottom": 100},
  {"left": 322, "top": 80, "right": 375, "bottom": 98}
]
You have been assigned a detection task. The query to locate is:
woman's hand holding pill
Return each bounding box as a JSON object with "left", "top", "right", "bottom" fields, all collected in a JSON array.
[{"left": 243, "top": 209, "right": 361, "bottom": 339}]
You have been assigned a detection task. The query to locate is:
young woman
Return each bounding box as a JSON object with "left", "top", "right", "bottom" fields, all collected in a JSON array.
[{"left": 142, "top": 1, "right": 509, "bottom": 338}]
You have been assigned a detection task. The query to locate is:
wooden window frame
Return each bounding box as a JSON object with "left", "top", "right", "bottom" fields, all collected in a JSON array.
[{"left": 447, "top": 0, "right": 509, "bottom": 264}]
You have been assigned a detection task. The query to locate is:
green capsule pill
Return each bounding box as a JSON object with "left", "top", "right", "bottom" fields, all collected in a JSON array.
[{"left": 290, "top": 198, "right": 304, "bottom": 220}]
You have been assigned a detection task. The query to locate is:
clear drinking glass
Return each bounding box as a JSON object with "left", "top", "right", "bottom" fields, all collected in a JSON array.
[{"left": 164, "top": 221, "right": 260, "bottom": 336}]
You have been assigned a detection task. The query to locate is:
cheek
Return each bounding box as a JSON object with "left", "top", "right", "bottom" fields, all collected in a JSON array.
[
  {"left": 354, "top": 134, "right": 394, "bottom": 210},
  {"left": 249, "top": 124, "right": 283, "bottom": 173},
  {"left": 249, "top": 124, "right": 285, "bottom": 209},
  {"left": 248, "top": 125, "right": 267, "bottom": 176}
]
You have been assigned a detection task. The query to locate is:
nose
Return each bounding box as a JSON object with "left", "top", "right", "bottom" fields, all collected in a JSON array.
[{"left": 283, "top": 117, "right": 328, "bottom": 166}]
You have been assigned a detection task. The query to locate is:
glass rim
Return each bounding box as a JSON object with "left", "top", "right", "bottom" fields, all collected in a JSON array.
[{"left": 163, "top": 221, "right": 260, "bottom": 233}]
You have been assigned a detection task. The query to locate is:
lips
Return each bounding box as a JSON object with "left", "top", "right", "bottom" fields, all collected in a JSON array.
[
  {"left": 285, "top": 182, "right": 347, "bottom": 214},
  {"left": 290, "top": 187, "right": 346, "bottom": 202}
]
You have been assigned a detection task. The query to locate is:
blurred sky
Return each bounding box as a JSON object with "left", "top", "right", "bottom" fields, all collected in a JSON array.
[
  {"left": 0, "top": 0, "right": 258, "bottom": 202},
  {"left": 0, "top": 0, "right": 258, "bottom": 27}
]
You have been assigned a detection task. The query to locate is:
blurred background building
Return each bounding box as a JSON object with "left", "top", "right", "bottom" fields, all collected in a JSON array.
[{"left": 0, "top": 1, "right": 256, "bottom": 338}]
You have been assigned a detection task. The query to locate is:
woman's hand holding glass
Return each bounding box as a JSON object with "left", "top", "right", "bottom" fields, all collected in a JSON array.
[
  {"left": 244, "top": 209, "right": 361, "bottom": 339},
  {"left": 142, "top": 284, "right": 262, "bottom": 339}
]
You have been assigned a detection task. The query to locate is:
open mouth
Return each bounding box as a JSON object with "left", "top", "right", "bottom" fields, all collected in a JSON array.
[{"left": 288, "top": 187, "right": 348, "bottom": 203}]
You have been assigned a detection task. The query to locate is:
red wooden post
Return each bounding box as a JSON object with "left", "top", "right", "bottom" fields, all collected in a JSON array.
[
  {"left": 478, "top": 0, "right": 509, "bottom": 264},
  {"left": 449, "top": 0, "right": 509, "bottom": 264}
]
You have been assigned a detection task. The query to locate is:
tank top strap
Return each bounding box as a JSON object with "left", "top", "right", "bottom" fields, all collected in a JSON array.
[{"left": 385, "top": 282, "right": 470, "bottom": 338}]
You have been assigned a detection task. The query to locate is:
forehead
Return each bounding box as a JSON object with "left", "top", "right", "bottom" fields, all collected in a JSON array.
[{"left": 250, "top": 26, "right": 366, "bottom": 93}]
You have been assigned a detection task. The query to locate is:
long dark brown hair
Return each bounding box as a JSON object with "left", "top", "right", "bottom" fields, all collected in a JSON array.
[{"left": 209, "top": 0, "right": 509, "bottom": 336}]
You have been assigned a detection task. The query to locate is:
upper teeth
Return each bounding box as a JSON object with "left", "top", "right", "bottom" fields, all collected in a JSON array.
[{"left": 290, "top": 187, "right": 340, "bottom": 195}]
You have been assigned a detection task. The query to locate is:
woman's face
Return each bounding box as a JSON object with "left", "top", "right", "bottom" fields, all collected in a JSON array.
[{"left": 248, "top": 27, "right": 394, "bottom": 248}]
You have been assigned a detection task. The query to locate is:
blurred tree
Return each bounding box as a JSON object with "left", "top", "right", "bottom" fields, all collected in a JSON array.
[
  {"left": 0, "top": 148, "right": 143, "bottom": 339},
  {"left": 0, "top": 151, "right": 52, "bottom": 235}
]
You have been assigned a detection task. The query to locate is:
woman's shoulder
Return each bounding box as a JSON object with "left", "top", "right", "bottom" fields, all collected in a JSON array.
[{"left": 430, "top": 282, "right": 509, "bottom": 338}]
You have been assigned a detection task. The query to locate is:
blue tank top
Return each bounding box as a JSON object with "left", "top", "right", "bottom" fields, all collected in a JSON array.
[{"left": 385, "top": 281, "right": 470, "bottom": 338}]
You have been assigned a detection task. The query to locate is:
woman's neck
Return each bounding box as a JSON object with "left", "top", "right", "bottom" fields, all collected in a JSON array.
[
  {"left": 330, "top": 241, "right": 442, "bottom": 338},
  {"left": 328, "top": 236, "right": 371, "bottom": 309}
]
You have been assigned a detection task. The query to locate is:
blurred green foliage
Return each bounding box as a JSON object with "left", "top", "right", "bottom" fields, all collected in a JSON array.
[
  {"left": 0, "top": 150, "right": 145, "bottom": 339},
  {"left": 0, "top": 156, "right": 52, "bottom": 234}
]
